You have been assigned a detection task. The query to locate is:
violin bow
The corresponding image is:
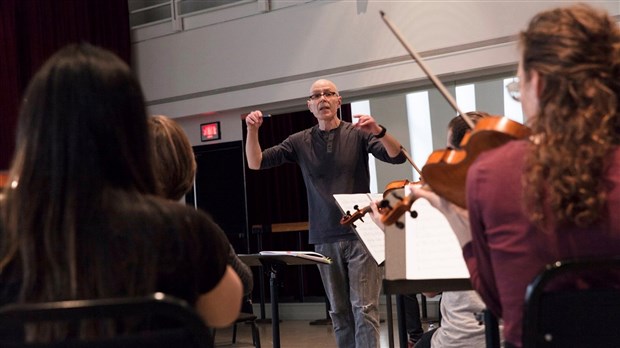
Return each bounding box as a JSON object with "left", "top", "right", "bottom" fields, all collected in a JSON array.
[
  {"left": 380, "top": 11, "right": 475, "bottom": 130},
  {"left": 401, "top": 148, "right": 422, "bottom": 178}
]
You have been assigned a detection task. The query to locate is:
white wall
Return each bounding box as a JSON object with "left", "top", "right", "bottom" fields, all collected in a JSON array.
[{"left": 132, "top": 0, "right": 620, "bottom": 146}]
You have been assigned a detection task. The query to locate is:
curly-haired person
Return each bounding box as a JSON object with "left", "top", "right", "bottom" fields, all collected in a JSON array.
[{"left": 411, "top": 4, "right": 620, "bottom": 348}]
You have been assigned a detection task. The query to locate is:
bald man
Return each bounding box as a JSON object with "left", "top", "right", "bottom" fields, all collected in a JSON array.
[{"left": 245, "top": 79, "right": 406, "bottom": 348}]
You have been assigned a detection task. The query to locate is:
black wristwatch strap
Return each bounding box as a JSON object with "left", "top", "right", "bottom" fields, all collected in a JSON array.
[{"left": 375, "top": 125, "right": 387, "bottom": 139}]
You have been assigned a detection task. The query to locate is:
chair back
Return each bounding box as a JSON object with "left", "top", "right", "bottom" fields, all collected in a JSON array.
[
  {"left": 522, "top": 257, "right": 620, "bottom": 348},
  {"left": 0, "top": 292, "right": 213, "bottom": 348}
]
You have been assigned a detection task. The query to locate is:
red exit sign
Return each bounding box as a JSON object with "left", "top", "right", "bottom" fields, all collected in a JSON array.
[{"left": 200, "top": 122, "right": 221, "bottom": 142}]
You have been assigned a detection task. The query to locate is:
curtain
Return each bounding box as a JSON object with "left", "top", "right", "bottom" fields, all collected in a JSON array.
[{"left": 0, "top": 0, "right": 131, "bottom": 170}]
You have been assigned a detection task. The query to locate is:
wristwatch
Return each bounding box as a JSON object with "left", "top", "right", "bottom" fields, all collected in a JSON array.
[{"left": 375, "top": 125, "right": 387, "bottom": 139}]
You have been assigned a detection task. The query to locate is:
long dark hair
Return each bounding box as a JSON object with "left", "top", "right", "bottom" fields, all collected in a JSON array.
[
  {"left": 0, "top": 43, "right": 157, "bottom": 304},
  {"left": 520, "top": 4, "right": 620, "bottom": 227}
]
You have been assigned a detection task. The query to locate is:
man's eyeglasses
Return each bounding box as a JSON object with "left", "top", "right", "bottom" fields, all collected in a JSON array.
[
  {"left": 506, "top": 78, "right": 520, "bottom": 102},
  {"left": 308, "top": 91, "right": 338, "bottom": 101}
]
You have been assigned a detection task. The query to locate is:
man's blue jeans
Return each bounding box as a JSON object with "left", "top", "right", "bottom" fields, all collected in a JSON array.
[{"left": 315, "top": 240, "right": 382, "bottom": 348}]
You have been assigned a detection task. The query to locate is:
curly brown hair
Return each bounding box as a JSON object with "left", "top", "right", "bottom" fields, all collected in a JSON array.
[{"left": 520, "top": 4, "right": 620, "bottom": 227}]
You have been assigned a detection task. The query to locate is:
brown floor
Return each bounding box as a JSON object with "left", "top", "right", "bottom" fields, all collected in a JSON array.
[{"left": 213, "top": 317, "right": 437, "bottom": 348}]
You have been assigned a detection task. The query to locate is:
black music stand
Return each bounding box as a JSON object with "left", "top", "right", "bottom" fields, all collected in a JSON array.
[{"left": 239, "top": 253, "right": 330, "bottom": 348}]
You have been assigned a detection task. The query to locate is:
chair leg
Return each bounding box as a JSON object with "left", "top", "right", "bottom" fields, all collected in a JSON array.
[
  {"left": 211, "top": 328, "right": 216, "bottom": 347},
  {"left": 251, "top": 321, "right": 261, "bottom": 348},
  {"left": 483, "top": 310, "right": 500, "bottom": 348},
  {"left": 232, "top": 322, "right": 238, "bottom": 343},
  {"left": 208, "top": 327, "right": 216, "bottom": 347}
]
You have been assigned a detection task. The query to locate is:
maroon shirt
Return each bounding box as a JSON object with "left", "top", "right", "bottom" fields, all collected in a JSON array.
[{"left": 465, "top": 140, "right": 620, "bottom": 347}]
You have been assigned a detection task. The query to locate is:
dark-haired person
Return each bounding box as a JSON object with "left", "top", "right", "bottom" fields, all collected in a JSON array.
[
  {"left": 0, "top": 43, "right": 242, "bottom": 342},
  {"left": 148, "top": 114, "right": 253, "bottom": 297},
  {"left": 245, "top": 79, "right": 406, "bottom": 348},
  {"left": 370, "top": 113, "right": 490, "bottom": 348},
  {"left": 412, "top": 4, "right": 620, "bottom": 348},
  {"left": 415, "top": 113, "right": 489, "bottom": 348}
]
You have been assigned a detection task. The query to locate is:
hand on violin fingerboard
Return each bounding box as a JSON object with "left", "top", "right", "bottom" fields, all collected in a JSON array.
[
  {"left": 342, "top": 200, "right": 390, "bottom": 229},
  {"left": 368, "top": 200, "right": 387, "bottom": 230},
  {"left": 380, "top": 192, "right": 415, "bottom": 228}
]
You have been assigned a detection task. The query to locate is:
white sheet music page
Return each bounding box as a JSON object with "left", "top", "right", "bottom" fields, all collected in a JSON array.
[
  {"left": 405, "top": 196, "right": 470, "bottom": 280},
  {"left": 333, "top": 193, "right": 385, "bottom": 265}
]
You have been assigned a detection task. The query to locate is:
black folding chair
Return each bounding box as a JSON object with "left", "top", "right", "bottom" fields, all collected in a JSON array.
[
  {"left": 522, "top": 257, "right": 620, "bottom": 348},
  {"left": 213, "top": 296, "right": 260, "bottom": 347},
  {"left": 482, "top": 309, "right": 501, "bottom": 348},
  {"left": 0, "top": 292, "right": 214, "bottom": 348}
]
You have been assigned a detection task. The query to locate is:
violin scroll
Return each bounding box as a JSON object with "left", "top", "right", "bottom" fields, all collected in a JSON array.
[
  {"left": 340, "top": 201, "right": 390, "bottom": 227},
  {"left": 379, "top": 184, "right": 429, "bottom": 228},
  {"left": 380, "top": 192, "right": 416, "bottom": 228},
  {"left": 340, "top": 205, "right": 372, "bottom": 227}
]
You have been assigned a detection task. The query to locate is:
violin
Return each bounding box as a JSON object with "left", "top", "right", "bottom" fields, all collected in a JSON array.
[
  {"left": 380, "top": 190, "right": 417, "bottom": 228},
  {"left": 379, "top": 11, "right": 532, "bottom": 225},
  {"left": 340, "top": 179, "right": 410, "bottom": 226},
  {"left": 378, "top": 118, "right": 530, "bottom": 228},
  {"left": 340, "top": 200, "right": 389, "bottom": 227},
  {"left": 384, "top": 179, "right": 411, "bottom": 196},
  {"left": 339, "top": 141, "right": 425, "bottom": 227},
  {"left": 422, "top": 117, "right": 530, "bottom": 208}
]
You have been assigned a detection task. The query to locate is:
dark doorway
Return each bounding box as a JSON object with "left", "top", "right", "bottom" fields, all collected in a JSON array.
[{"left": 186, "top": 140, "right": 249, "bottom": 254}]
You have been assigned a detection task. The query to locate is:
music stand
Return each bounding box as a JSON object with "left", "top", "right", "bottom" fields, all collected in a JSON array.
[
  {"left": 239, "top": 253, "right": 330, "bottom": 348},
  {"left": 383, "top": 189, "right": 472, "bottom": 348}
]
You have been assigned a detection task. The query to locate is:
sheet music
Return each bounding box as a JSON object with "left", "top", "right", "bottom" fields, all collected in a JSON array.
[
  {"left": 333, "top": 193, "right": 385, "bottom": 265},
  {"left": 405, "top": 197, "right": 470, "bottom": 279},
  {"left": 259, "top": 251, "right": 332, "bottom": 264}
]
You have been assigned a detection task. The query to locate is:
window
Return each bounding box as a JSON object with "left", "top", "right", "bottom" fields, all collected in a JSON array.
[
  {"left": 128, "top": 0, "right": 247, "bottom": 28},
  {"left": 406, "top": 91, "right": 432, "bottom": 182},
  {"left": 503, "top": 77, "right": 524, "bottom": 123},
  {"left": 351, "top": 100, "right": 379, "bottom": 194}
]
